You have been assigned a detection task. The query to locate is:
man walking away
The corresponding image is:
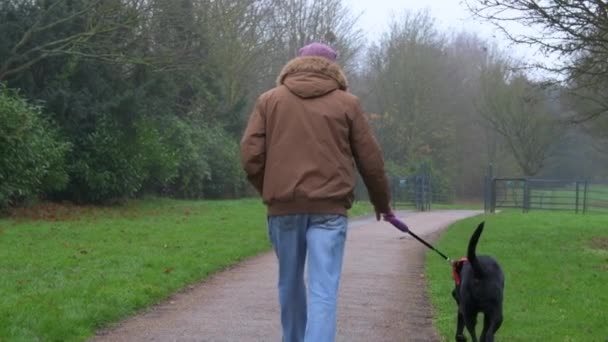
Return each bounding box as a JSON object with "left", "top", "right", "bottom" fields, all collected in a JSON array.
[{"left": 240, "top": 42, "right": 392, "bottom": 342}]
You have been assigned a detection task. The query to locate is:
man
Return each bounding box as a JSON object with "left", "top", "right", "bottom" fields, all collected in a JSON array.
[{"left": 240, "top": 42, "right": 392, "bottom": 342}]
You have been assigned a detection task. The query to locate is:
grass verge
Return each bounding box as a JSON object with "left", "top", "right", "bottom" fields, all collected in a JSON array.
[
  {"left": 0, "top": 197, "right": 375, "bottom": 341},
  {"left": 425, "top": 211, "right": 608, "bottom": 341},
  {"left": 431, "top": 202, "right": 483, "bottom": 210},
  {"left": 348, "top": 200, "right": 375, "bottom": 217}
]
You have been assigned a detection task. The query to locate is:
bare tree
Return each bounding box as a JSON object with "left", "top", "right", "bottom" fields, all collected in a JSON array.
[
  {"left": 465, "top": 0, "right": 608, "bottom": 123},
  {"left": 200, "top": 0, "right": 288, "bottom": 118},
  {"left": 203, "top": 0, "right": 365, "bottom": 133},
  {"left": 476, "top": 62, "right": 564, "bottom": 176},
  {"left": 564, "top": 86, "right": 608, "bottom": 152},
  {"left": 364, "top": 11, "right": 454, "bottom": 167},
  {"left": 264, "top": 0, "right": 365, "bottom": 72},
  {"left": 465, "top": 1, "right": 608, "bottom": 80},
  {"left": 442, "top": 32, "right": 518, "bottom": 195},
  {"left": 0, "top": 0, "right": 147, "bottom": 81}
]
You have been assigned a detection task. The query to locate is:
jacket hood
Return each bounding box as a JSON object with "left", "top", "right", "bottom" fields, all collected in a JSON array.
[{"left": 276, "top": 56, "right": 348, "bottom": 99}]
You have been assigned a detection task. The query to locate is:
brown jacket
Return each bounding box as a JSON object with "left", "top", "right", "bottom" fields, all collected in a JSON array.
[{"left": 240, "top": 56, "right": 390, "bottom": 216}]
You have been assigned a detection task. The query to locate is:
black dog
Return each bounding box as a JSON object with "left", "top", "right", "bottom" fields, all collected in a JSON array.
[{"left": 451, "top": 222, "right": 504, "bottom": 342}]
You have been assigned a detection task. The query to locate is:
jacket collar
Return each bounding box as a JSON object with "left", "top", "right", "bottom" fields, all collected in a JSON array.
[{"left": 276, "top": 56, "right": 348, "bottom": 91}]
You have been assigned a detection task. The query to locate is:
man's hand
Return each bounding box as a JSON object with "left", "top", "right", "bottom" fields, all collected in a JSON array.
[
  {"left": 376, "top": 208, "right": 394, "bottom": 221},
  {"left": 383, "top": 213, "right": 409, "bottom": 233},
  {"left": 382, "top": 211, "right": 395, "bottom": 220}
]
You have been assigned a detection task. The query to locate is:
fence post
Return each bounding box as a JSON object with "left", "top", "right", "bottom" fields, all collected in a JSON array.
[
  {"left": 416, "top": 176, "right": 420, "bottom": 211},
  {"left": 422, "top": 176, "right": 427, "bottom": 211},
  {"left": 523, "top": 179, "right": 530, "bottom": 213},
  {"left": 575, "top": 181, "right": 580, "bottom": 214},
  {"left": 484, "top": 164, "right": 494, "bottom": 213},
  {"left": 427, "top": 175, "right": 432, "bottom": 211},
  {"left": 423, "top": 176, "right": 428, "bottom": 211},
  {"left": 491, "top": 178, "right": 497, "bottom": 213},
  {"left": 391, "top": 176, "right": 401, "bottom": 210},
  {"left": 484, "top": 175, "right": 488, "bottom": 213},
  {"left": 419, "top": 162, "right": 430, "bottom": 212},
  {"left": 583, "top": 181, "right": 588, "bottom": 214},
  {"left": 414, "top": 176, "right": 420, "bottom": 211}
]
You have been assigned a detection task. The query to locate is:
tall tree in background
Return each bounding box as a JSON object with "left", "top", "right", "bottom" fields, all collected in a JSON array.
[
  {"left": 263, "top": 0, "right": 365, "bottom": 74},
  {"left": 0, "top": 0, "right": 237, "bottom": 202},
  {"left": 201, "top": 0, "right": 271, "bottom": 123},
  {"left": 200, "top": 0, "right": 365, "bottom": 135},
  {"left": 0, "top": 0, "right": 366, "bottom": 204},
  {"left": 0, "top": 0, "right": 145, "bottom": 81},
  {"left": 364, "top": 11, "right": 452, "bottom": 166},
  {"left": 465, "top": 0, "right": 608, "bottom": 128},
  {"left": 2, "top": 0, "right": 602, "bottom": 206},
  {"left": 441, "top": 33, "right": 517, "bottom": 194},
  {"left": 477, "top": 62, "right": 563, "bottom": 176},
  {"left": 357, "top": 11, "right": 532, "bottom": 198}
]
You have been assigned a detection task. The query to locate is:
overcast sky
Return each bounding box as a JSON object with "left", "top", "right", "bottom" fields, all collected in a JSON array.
[{"left": 343, "top": 0, "right": 546, "bottom": 63}]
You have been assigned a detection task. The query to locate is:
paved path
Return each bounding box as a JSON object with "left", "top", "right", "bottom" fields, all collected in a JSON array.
[{"left": 92, "top": 210, "right": 481, "bottom": 342}]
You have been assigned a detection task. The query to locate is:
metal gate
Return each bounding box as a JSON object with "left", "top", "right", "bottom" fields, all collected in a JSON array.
[
  {"left": 486, "top": 178, "right": 608, "bottom": 213},
  {"left": 354, "top": 174, "right": 432, "bottom": 211},
  {"left": 391, "top": 175, "right": 431, "bottom": 211}
]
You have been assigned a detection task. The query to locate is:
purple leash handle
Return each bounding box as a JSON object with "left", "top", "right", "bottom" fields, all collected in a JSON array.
[
  {"left": 384, "top": 215, "right": 410, "bottom": 233},
  {"left": 384, "top": 214, "right": 453, "bottom": 263}
]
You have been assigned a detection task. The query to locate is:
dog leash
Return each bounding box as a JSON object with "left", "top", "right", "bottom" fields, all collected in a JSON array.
[{"left": 384, "top": 214, "right": 454, "bottom": 264}]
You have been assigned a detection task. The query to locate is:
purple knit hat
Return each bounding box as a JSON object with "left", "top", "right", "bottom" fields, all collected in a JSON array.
[{"left": 298, "top": 42, "right": 338, "bottom": 61}]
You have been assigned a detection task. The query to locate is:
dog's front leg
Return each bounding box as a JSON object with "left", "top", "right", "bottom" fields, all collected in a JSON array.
[{"left": 455, "top": 310, "right": 466, "bottom": 342}]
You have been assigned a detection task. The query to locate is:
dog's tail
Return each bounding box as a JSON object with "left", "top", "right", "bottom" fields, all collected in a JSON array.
[{"left": 467, "top": 222, "right": 485, "bottom": 277}]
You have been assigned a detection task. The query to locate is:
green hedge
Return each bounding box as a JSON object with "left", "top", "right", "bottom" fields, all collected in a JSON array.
[{"left": 0, "top": 84, "right": 70, "bottom": 209}]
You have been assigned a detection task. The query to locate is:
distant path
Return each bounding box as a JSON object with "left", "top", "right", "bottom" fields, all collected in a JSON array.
[{"left": 92, "top": 210, "right": 481, "bottom": 342}]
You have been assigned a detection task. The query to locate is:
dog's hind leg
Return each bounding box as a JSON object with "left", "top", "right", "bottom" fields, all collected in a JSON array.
[
  {"left": 455, "top": 310, "right": 466, "bottom": 342},
  {"left": 464, "top": 313, "right": 478, "bottom": 342},
  {"left": 480, "top": 310, "right": 503, "bottom": 342}
]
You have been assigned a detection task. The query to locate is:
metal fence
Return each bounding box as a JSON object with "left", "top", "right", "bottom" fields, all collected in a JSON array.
[
  {"left": 390, "top": 175, "right": 432, "bottom": 211},
  {"left": 355, "top": 174, "right": 435, "bottom": 211},
  {"left": 487, "top": 178, "right": 608, "bottom": 213}
]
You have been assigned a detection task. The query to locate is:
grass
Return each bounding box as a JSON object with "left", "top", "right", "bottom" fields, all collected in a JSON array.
[
  {"left": 0, "top": 198, "right": 270, "bottom": 341},
  {"left": 0, "top": 197, "right": 375, "bottom": 342},
  {"left": 355, "top": 201, "right": 484, "bottom": 212},
  {"left": 348, "top": 200, "right": 375, "bottom": 217},
  {"left": 425, "top": 211, "right": 608, "bottom": 341},
  {"left": 390, "top": 202, "right": 484, "bottom": 211},
  {"left": 431, "top": 202, "right": 483, "bottom": 210}
]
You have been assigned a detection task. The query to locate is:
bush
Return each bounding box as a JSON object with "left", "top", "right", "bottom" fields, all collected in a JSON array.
[
  {"left": 65, "top": 115, "right": 146, "bottom": 203},
  {"left": 61, "top": 112, "right": 245, "bottom": 202},
  {"left": 163, "top": 118, "right": 245, "bottom": 199},
  {"left": 0, "top": 83, "right": 246, "bottom": 205},
  {"left": 136, "top": 117, "right": 180, "bottom": 192},
  {"left": 0, "top": 84, "right": 70, "bottom": 209},
  {"left": 162, "top": 118, "right": 211, "bottom": 198},
  {"left": 200, "top": 126, "right": 246, "bottom": 198}
]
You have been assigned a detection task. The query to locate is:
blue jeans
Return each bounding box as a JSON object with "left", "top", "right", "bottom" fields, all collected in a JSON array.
[{"left": 268, "top": 214, "right": 348, "bottom": 342}]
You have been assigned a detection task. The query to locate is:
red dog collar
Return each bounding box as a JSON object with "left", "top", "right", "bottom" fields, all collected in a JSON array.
[{"left": 452, "top": 258, "right": 468, "bottom": 285}]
